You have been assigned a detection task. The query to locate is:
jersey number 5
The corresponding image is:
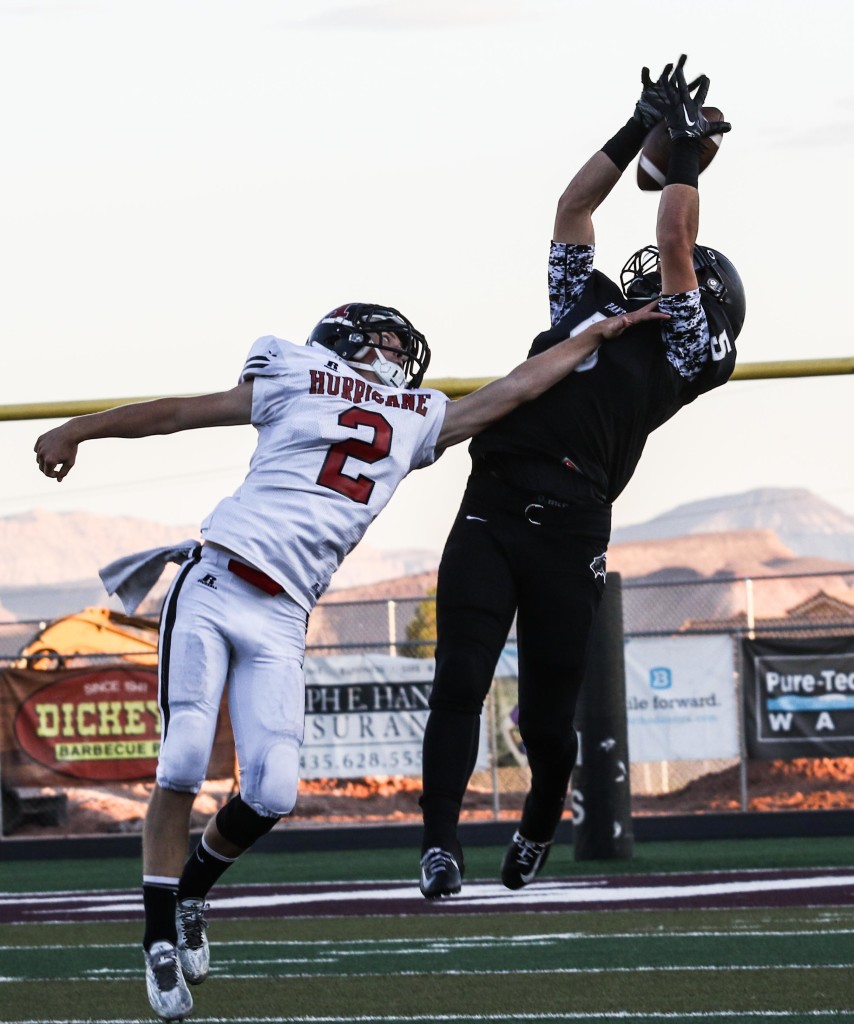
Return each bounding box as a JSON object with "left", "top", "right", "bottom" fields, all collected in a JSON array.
[
  {"left": 316, "top": 407, "right": 393, "bottom": 504},
  {"left": 710, "top": 329, "right": 732, "bottom": 362}
]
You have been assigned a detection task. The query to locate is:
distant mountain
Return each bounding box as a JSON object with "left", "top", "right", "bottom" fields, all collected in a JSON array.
[
  {"left": 0, "top": 509, "right": 439, "bottom": 622},
  {"left": 611, "top": 488, "right": 854, "bottom": 562},
  {"left": 3, "top": 489, "right": 853, "bottom": 624},
  {"left": 0, "top": 509, "right": 200, "bottom": 587}
]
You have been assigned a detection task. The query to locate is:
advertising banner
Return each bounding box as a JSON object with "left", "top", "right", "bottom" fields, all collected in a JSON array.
[
  {"left": 742, "top": 636, "right": 854, "bottom": 758},
  {"left": 624, "top": 635, "right": 739, "bottom": 762},
  {"left": 0, "top": 666, "right": 234, "bottom": 786},
  {"left": 302, "top": 653, "right": 488, "bottom": 779},
  {"left": 3, "top": 656, "right": 484, "bottom": 786}
]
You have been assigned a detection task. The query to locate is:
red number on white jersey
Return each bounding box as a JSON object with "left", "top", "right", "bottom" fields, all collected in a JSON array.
[{"left": 316, "top": 407, "right": 393, "bottom": 503}]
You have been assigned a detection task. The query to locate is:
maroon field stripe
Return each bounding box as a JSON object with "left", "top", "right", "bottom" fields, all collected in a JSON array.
[{"left": 2, "top": 867, "right": 853, "bottom": 924}]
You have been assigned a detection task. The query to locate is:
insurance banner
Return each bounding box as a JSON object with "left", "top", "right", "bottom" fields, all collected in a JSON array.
[
  {"left": 302, "top": 653, "right": 488, "bottom": 779},
  {"left": 624, "top": 635, "right": 739, "bottom": 762},
  {"left": 742, "top": 636, "right": 854, "bottom": 758}
]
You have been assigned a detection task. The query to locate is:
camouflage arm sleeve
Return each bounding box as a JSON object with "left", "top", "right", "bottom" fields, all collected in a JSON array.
[
  {"left": 548, "top": 242, "right": 595, "bottom": 326},
  {"left": 658, "top": 288, "right": 710, "bottom": 381}
]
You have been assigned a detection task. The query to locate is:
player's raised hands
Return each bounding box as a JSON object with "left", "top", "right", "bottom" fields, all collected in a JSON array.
[
  {"left": 634, "top": 61, "right": 675, "bottom": 129},
  {"left": 664, "top": 55, "right": 731, "bottom": 141},
  {"left": 635, "top": 55, "right": 707, "bottom": 130}
]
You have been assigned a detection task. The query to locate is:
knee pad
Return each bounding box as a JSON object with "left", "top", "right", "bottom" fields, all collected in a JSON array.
[
  {"left": 156, "top": 711, "right": 216, "bottom": 792},
  {"left": 240, "top": 738, "right": 301, "bottom": 818},
  {"left": 215, "top": 794, "right": 279, "bottom": 848}
]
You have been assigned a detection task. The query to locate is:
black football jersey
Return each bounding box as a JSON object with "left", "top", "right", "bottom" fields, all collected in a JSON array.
[{"left": 469, "top": 269, "right": 737, "bottom": 504}]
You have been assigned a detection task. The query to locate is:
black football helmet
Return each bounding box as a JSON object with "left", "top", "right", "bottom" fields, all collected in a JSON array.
[
  {"left": 307, "top": 302, "right": 430, "bottom": 388},
  {"left": 620, "top": 244, "right": 746, "bottom": 338}
]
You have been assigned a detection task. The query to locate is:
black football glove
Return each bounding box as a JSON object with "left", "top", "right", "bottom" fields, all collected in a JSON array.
[
  {"left": 664, "top": 54, "right": 732, "bottom": 140},
  {"left": 633, "top": 61, "right": 674, "bottom": 130}
]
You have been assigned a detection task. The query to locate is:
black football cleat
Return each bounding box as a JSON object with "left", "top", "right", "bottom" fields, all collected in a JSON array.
[
  {"left": 500, "top": 830, "right": 552, "bottom": 890},
  {"left": 419, "top": 847, "right": 462, "bottom": 899}
]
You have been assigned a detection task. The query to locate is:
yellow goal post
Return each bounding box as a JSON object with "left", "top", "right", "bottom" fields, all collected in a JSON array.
[{"left": 1, "top": 357, "right": 853, "bottom": 421}]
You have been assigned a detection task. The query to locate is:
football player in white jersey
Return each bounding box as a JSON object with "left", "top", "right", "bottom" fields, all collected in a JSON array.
[{"left": 34, "top": 299, "right": 665, "bottom": 1021}]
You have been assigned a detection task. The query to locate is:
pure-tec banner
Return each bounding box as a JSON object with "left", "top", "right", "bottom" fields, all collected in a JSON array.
[{"left": 742, "top": 636, "right": 854, "bottom": 758}]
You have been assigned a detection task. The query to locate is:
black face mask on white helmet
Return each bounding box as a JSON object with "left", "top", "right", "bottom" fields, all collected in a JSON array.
[{"left": 307, "top": 303, "right": 431, "bottom": 388}]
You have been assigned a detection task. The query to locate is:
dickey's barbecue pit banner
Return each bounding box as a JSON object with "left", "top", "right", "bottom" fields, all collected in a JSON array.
[
  {"left": 742, "top": 635, "right": 854, "bottom": 759},
  {"left": 1, "top": 666, "right": 234, "bottom": 786}
]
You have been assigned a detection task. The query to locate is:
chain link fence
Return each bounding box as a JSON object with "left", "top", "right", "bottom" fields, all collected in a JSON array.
[{"left": 2, "top": 568, "right": 853, "bottom": 838}]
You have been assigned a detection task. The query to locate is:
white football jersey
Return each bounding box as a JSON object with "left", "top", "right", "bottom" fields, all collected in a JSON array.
[{"left": 201, "top": 336, "right": 449, "bottom": 612}]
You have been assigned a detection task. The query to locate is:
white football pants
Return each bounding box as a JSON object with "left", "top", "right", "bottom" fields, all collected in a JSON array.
[{"left": 156, "top": 544, "right": 307, "bottom": 817}]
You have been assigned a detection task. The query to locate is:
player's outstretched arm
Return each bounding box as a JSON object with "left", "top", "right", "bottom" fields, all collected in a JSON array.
[
  {"left": 436, "top": 302, "right": 668, "bottom": 449},
  {"left": 553, "top": 152, "right": 621, "bottom": 246},
  {"left": 554, "top": 59, "right": 677, "bottom": 245},
  {"left": 657, "top": 57, "right": 731, "bottom": 295},
  {"left": 34, "top": 382, "right": 254, "bottom": 481}
]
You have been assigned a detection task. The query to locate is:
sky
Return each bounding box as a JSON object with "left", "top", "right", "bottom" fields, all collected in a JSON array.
[{"left": 2, "top": 0, "right": 853, "bottom": 555}]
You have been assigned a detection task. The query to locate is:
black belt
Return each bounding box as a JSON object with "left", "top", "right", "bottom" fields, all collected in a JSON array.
[
  {"left": 466, "top": 470, "right": 610, "bottom": 529},
  {"left": 521, "top": 498, "right": 572, "bottom": 526}
]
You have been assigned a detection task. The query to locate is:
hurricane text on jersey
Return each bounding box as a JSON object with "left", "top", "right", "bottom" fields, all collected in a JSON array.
[{"left": 308, "top": 368, "right": 432, "bottom": 416}]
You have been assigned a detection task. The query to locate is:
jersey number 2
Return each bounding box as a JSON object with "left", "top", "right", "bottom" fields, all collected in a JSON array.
[{"left": 316, "top": 407, "right": 393, "bottom": 504}]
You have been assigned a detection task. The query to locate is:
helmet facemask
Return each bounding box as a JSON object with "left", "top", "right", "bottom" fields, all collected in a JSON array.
[
  {"left": 308, "top": 304, "right": 431, "bottom": 388},
  {"left": 620, "top": 244, "right": 745, "bottom": 338},
  {"left": 620, "top": 245, "right": 662, "bottom": 300}
]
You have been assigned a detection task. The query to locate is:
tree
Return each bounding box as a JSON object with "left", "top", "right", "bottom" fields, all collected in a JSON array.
[{"left": 403, "top": 588, "right": 437, "bottom": 658}]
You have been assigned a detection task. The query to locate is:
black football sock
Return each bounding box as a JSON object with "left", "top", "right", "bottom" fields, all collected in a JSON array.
[
  {"left": 177, "top": 835, "right": 239, "bottom": 901},
  {"left": 419, "top": 794, "right": 465, "bottom": 870},
  {"left": 420, "top": 706, "right": 481, "bottom": 867},
  {"left": 142, "top": 877, "right": 179, "bottom": 950},
  {"left": 519, "top": 789, "right": 566, "bottom": 845}
]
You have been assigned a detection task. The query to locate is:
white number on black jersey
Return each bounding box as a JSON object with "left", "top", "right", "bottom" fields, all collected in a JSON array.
[{"left": 710, "top": 329, "right": 732, "bottom": 362}]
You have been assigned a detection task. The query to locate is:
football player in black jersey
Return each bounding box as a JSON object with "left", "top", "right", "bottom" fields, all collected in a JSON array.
[{"left": 418, "top": 56, "right": 744, "bottom": 898}]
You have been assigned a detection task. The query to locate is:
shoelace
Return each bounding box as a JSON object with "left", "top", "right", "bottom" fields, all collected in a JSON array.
[
  {"left": 177, "top": 902, "right": 209, "bottom": 950},
  {"left": 151, "top": 948, "right": 182, "bottom": 991},
  {"left": 513, "top": 835, "right": 548, "bottom": 869},
  {"left": 422, "top": 848, "right": 457, "bottom": 875}
]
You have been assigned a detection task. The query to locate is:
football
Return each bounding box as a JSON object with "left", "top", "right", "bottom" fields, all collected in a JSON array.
[{"left": 636, "top": 108, "right": 725, "bottom": 191}]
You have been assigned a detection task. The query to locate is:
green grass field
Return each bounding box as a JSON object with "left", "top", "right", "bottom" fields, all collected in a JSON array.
[{"left": 1, "top": 836, "right": 853, "bottom": 1023}]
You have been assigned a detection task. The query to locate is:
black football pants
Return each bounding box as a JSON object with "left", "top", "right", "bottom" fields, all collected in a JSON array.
[{"left": 420, "top": 472, "right": 610, "bottom": 851}]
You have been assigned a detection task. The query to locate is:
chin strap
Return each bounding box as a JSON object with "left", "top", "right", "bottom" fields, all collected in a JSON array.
[{"left": 347, "top": 351, "right": 408, "bottom": 389}]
